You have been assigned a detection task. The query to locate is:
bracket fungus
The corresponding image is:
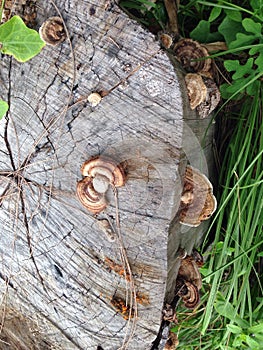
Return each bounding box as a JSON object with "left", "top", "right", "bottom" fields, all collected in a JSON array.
[
  {"left": 175, "top": 251, "right": 203, "bottom": 309},
  {"left": 173, "top": 38, "right": 212, "bottom": 74},
  {"left": 39, "top": 16, "right": 66, "bottom": 46},
  {"left": 179, "top": 166, "right": 217, "bottom": 227},
  {"left": 177, "top": 279, "right": 200, "bottom": 309},
  {"left": 184, "top": 73, "right": 207, "bottom": 110},
  {"left": 76, "top": 156, "right": 126, "bottom": 214},
  {"left": 164, "top": 332, "right": 179, "bottom": 350},
  {"left": 177, "top": 253, "right": 202, "bottom": 291},
  {"left": 196, "top": 76, "right": 221, "bottom": 118},
  {"left": 159, "top": 33, "right": 173, "bottom": 49},
  {"left": 162, "top": 303, "right": 178, "bottom": 324}
]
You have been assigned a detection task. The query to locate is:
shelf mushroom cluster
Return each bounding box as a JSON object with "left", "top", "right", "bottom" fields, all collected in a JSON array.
[
  {"left": 173, "top": 38, "right": 221, "bottom": 118},
  {"left": 175, "top": 250, "right": 203, "bottom": 309},
  {"left": 179, "top": 166, "right": 217, "bottom": 227},
  {"left": 76, "top": 156, "right": 126, "bottom": 214}
]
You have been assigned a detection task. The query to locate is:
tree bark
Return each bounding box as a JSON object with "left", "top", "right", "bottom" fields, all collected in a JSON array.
[{"left": 0, "top": 1, "right": 215, "bottom": 349}]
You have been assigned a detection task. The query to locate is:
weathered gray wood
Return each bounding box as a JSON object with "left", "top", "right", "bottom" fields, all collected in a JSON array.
[{"left": 0, "top": 1, "right": 215, "bottom": 349}]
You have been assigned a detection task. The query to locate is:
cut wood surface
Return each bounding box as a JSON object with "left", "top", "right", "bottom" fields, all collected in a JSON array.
[{"left": 0, "top": 1, "right": 216, "bottom": 349}]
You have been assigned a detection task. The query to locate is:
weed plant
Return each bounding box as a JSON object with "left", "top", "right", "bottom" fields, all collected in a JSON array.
[{"left": 120, "top": 0, "right": 263, "bottom": 348}]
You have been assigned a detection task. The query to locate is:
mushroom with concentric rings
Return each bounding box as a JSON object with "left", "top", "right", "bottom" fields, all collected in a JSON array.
[{"left": 76, "top": 156, "right": 126, "bottom": 214}]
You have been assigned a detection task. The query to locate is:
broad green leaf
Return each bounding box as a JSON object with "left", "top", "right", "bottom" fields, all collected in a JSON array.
[
  {"left": 224, "top": 59, "right": 240, "bottom": 73},
  {"left": 250, "top": 0, "right": 263, "bottom": 17},
  {"left": 231, "top": 58, "right": 254, "bottom": 79},
  {"left": 190, "top": 20, "right": 222, "bottom": 43},
  {"left": 233, "top": 334, "right": 247, "bottom": 347},
  {"left": 215, "top": 300, "right": 249, "bottom": 328},
  {"left": 254, "top": 332, "right": 263, "bottom": 342},
  {"left": 255, "top": 54, "right": 263, "bottom": 70},
  {"left": 230, "top": 33, "right": 257, "bottom": 49},
  {"left": 243, "top": 18, "right": 262, "bottom": 35},
  {"left": 246, "top": 79, "right": 260, "bottom": 96},
  {"left": 0, "top": 100, "right": 9, "bottom": 119},
  {"left": 215, "top": 299, "right": 236, "bottom": 319},
  {"left": 226, "top": 324, "right": 242, "bottom": 334},
  {"left": 0, "top": 15, "right": 45, "bottom": 62},
  {"left": 224, "top": 9, "right": 242, "bottom": 22},
  {"left": 250, "top": 0, "right": 261, "bottom": 11},
  {"left": 246, "top": 335, "right": 260, "bottom": 349},
  {"left": 248, "top": 322, "right": 263, "bottom": 334},
  {"left": 218, "top": 16, "right": 244, "bottom": 47}
]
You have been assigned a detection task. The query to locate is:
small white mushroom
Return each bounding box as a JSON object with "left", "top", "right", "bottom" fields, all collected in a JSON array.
[{"left": 87, "top": 92, "right": 102, "bottom": 107}]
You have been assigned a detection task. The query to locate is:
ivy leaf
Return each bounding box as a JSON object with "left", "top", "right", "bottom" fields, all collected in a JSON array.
[
  {"left": 218, "top": 16, "right": 244, "bottom": 47},
  {"left": 224, "top": 9, "right": 242, "bottom": 22},
  {"left": 190, "top": 20, "right": 223, "bottom": 43},
  {"left": 0, "top": 100, "right": 9, "bottom": 120},
  {"left": 0, "top": 15, "right": 45, "bottom": 62}
]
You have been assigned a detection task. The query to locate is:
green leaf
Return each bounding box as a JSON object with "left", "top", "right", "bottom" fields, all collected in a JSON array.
[
  {"left": 0, "top": 15, "right": 45, "bottom": 62},
  {"left": 243, "top": 18, "right": 262, "bottom": 35},
  {"left": 224, "top": 9, "right": 242, "bottom": 22},
  {"left": 209, "top": 6, "right": 222, "bottom": 22},
  {"left": 227, "top": 324, "right": 242, "bottom": 334},
  {"left": 248, "top": 322, "right": 263, "bottom": 334},
  {"left": 218, "top": 16, "right": 244, "bottom": 47},
  {"left": 255, "top": 54, "right": 263, "bottom": 70},
  {"left": 224, "top": 59, "right": 240, "bottom": 73},
  {"left": 233, "top": 333, "right": 247, "bottom": 347},
  {"left": 231, "top": 58, "right": 254, "bottom": 80},
  {"left": 230, "top": 32, "right": 257, "bottom": 49},
  {"left": 190, "top": 20, "right": 222, "bottom": 43},
  {"left": 215, "top": 299, "right": 236, "bottom": 319},
  {"left": 215, "top": 299, "right": 249, "bottom": 328},
  {"left": 0, "top": 100, "right": 9, "bottom": 119},
  {"left": 246, "top": 335, "right": 260, "bottom": 349}
]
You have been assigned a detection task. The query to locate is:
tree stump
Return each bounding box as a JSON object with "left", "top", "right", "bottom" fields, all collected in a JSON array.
[{"left": 0, "top": 1, "right": 215, "bottom": 349}]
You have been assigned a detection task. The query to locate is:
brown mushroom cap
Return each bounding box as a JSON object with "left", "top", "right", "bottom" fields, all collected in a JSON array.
[
  {"left": 177, "top": 255, "right": 202, "bottom": 290},
  {"left": 39, "top": 16, "right": 66, "bottom": 46},
  {"left": 192, "top": 249, "right": 204, "bottom": 267},
  {"left": 76, "top": 176, "right": 107, "bottom": 214},
  {"left": 81, "top": 156, "right": 125, "bottom": 188},
  {"left": 184, "top": 73, "right": 207, "bottom": 110},
  {"left": 164, "top": 331, "right": 179, "bottom": 350},
  {"left": 77, "top": 156, "right": 125, "bottom": 214},
  {"left": 178, "top": 280, "right": 200, "bottom": 309},
  {"left": 179, "top": 166, "right": 217, "bottom": 227},
  {"left": 196, "top": 76, "right": 221, "bottom": 118},
  {"left": 173, "top": 38, "right": 212, "bottom": 74},
  {"left": 159, "top": 33, "right": 173, "bottom": 49}
]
